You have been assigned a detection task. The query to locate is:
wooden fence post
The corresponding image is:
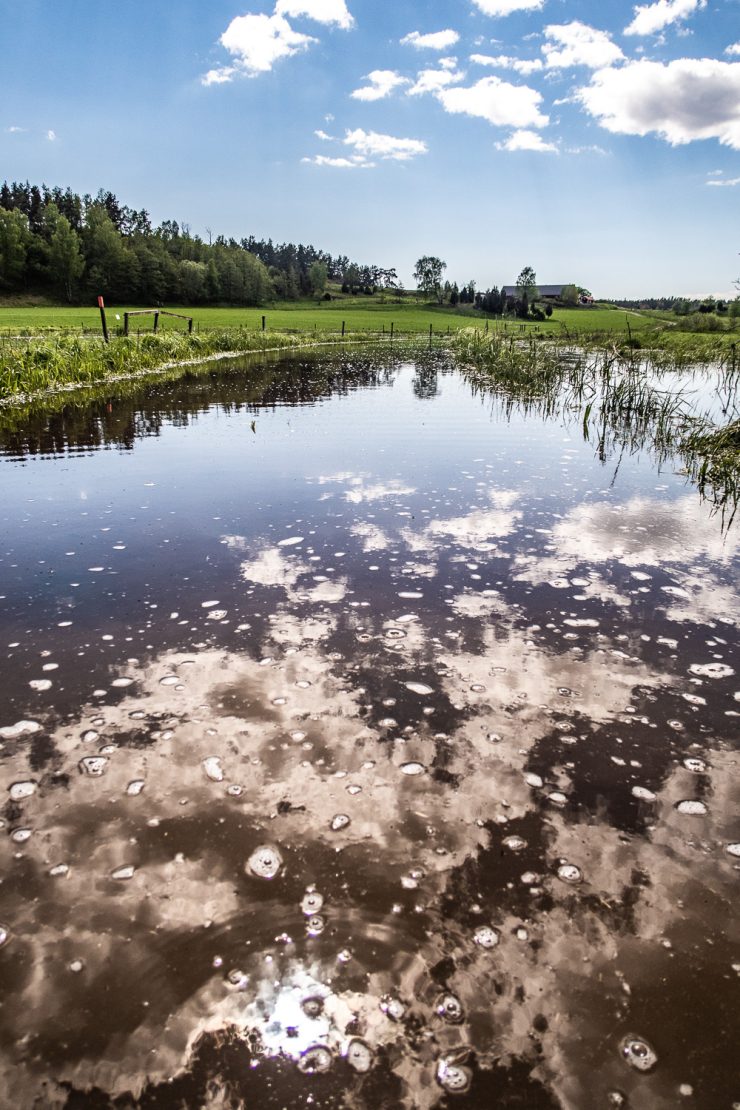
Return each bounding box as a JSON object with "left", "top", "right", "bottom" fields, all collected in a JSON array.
[
  {"left": 341, "top": 321, "right": 346, "bottom": 337},
  {"left": 262, "top": 316, "right": 266, "bottom": 332},
  {"left": 97, "top": 296, "right": 109, "bottom": 344},
  {"left": 153, "top": 312, "right": 160, "bottom": 333},
  {"left": 123, "top": 312, "right": 129, "bottom": 337}
]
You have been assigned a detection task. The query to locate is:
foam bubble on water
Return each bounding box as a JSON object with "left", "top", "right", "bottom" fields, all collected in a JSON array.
[
  {"left": 632, "top": 786, "right": 657, "bottom": 802},
  {"left": 69, "top": 959, "right": 84, "bottom": 973},
  {"left": 11, "top": 828, "right": 31, "bottom": 843},
  {"left": 126, "top": 780, "right": 145, "bottom": 796},
  {"left": 79, "top": 756, "right": 108, "bottom": 777},
  {"left": 246, "top": 845, "right": 283, "bottom": 880},
  {"left": 725, "top": 843, "right": 740, "bottom": 858},
  {"left": 9, "top": 782, "right": 36, "bottom": 802},
  {"left": 396, "top": 614, "right": 419, "bottom": 624},
  {"left": 227, "top": 784, "right": 243, "bottom": 797},
  {"left": 400, "top": 762, "right": 426, "bottom": 776},
  {"left": 548, "top": 791, "right": 568, "bottom": 807},
  {"left": 278, "top": 536, "right": 304, "bottom": 547},
  {"left": 525, "top": 772, "right": 543, "bottom": 788},
  {"left": 0, "top": 721, "right": 41, "bottom": 740},
  {"left": 346, "top": 1038, "right": 373, "bottom": 1073},
  {"left": 380, "top": 995, "right": 406, "bottom": 1021},
  {"left": 0, "top": 924, "right": 10, "bottom": 948},
  {"left": 111, "top": 677, "right": 134, "bottom": 688},
  {"left": 330, "top": 814, "right": 351, "bottom": 832},
  {"left": 201, "top": 600, "right": 220, "bottom": 608},
  {"left": 50, "top": 864, "right": 69, "bottom": 877},
  {"left": 206, "top": 609, "right": 228, "bottom": 621},
  {"left": 683, "top": 757, "right": 707, "bottom": 773},
  {"left": 29, "top": 679, "right": 52, "bottom": 692},
  {"left": 302, "top": 995, "right": 324, "bottom": 1018},
  {"left": 557, "top": 863, "right": 582, "bottom": 884},
  {"left": 347, "top": 784, "right": 362, "bottom": 795},
  {"left": 111, "top": 865, "right": 136, "bottom": 881},
  {"left": 202, "top": 757, "right": 224, "bottom": 783},
  {"left": 473, "top": 925, "right": 500, "bottom": 949},
  {"left": 384, "top": 628, "right": 407, "bottom": 640},
  {"left": 301, "top": 889, "right": 324, "bottom": 915},
  {"left": 405, "top": 682, "right": 433, "bottom": 696},
  {"left": 676, "top": 799, "right": 707, "bottom": 816},
  {"left": 470, "top": 683, "right": 486, "bottom": 692},
  {"left": 436, "top": 1058, "right": 472, "bottom": 1094},
  {"left": 620, "top": 1035, "right": 658, "bottom": 1072},
  {"left": 436, "top": 992, "right": 464, "bottom": 1024},
  {"left": 564, "top": 619, "right": 599, "bottom": 628},
  {"left": 306, "top": 914, "right": 325, "bottom": 936},
  {"left": 159, "top": 675, "right": 179, "bottom": 687},
  {"left": 81, "top": 729, "right": 99, "bottom": 743},
  {"left": 297, "top": 1045, "right": 332, "bottom": 1073},
  {"left": 503, "top": 836, "right": 527, "bottom": 852},
  {"left": 682, "top": 693, "right": 706, "bottom": 706},
  {"left": 689, "top": 663, "right": 734, "bottom": 679},
  {"left": 289, "top": 730, "right": 307, "bottom": 742}
]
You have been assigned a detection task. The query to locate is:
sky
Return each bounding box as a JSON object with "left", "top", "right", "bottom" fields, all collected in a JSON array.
[{"left": 1, "top": 0, "right": 739, "bottom": 297}]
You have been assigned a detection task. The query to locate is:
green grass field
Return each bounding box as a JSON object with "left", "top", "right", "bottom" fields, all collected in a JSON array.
[{"left": 0, "top": 299, "right": 653, "bottom": 337}]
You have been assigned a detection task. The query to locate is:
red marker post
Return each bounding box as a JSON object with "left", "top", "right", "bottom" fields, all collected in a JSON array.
[{"left": 98, "top": 296, "right": 109, "bottom": 344}]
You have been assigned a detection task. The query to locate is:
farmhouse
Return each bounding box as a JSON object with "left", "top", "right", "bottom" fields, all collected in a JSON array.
[{"left": 502, "top": 284, "right": 594, "bottom": 305}]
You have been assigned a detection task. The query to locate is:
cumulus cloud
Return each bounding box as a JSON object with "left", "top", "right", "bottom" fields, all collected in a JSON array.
[
  {"left": 437, "top": 75, "right": 549, "bottom": 129},
  {"left": 351, "top": 69, "right": 409, "bottom": 100},
  {"left": 471, "top": 0, "right": 545, "bottom": 15},
  {"left": 408, "top": 62, "right": 465, "bottom": 95},
  {"left": 304, "top": 130, "right": 427, "bottom": 166},
  {"left": 6, "top": 125, "right": 26, "bottom": 134},
  {"left": 275, "top": 0, "right": 354, "bottom": 28},
  {"left": 624, "top": 0, "right": 706, "bottom": 36},
  {"left": 497, "top": 128, "right": 558, "bottom": 151},
  {"left": 706, "top": 175, "right": 740, "bottom": 186},
  {"left": 401, "top": 29, "right": 460, "bottom": 50},
  {"left": 726, "top": 42, "right": 740, "bottom": 57},
  {"left": 203, "top": 12, "right": 316, "bottom": 82},
  {"left": 543, "top": 22, "right": 624, "bottom": 69},
  {"left": 46, "top": 130, "right": 57, "bottom": 141},
  {"left": 303, "top": 154, "right": 373, "bottom": 168},
  {"left": 471, "top": 52, "right": 543, "bottom": 74},
  {"left": 344, "top": 128, "right": 427, "bottom": 161},
  {"left": 577, "top": 58, "right": 740, "bottom": 149}
]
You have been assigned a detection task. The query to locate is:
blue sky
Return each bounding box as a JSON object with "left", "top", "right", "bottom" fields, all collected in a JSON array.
[{"left": 1, "top": 0, "right": 739, "bottom": 296}]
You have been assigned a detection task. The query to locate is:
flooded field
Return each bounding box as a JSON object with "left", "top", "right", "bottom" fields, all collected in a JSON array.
[{"left": 0, "top": 350, "right": 737, "bottom": 1109}]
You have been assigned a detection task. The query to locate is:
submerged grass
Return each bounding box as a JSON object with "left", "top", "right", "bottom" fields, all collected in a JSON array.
[{"left": 453, "top": 328, "right": 740, "bottom": 526}]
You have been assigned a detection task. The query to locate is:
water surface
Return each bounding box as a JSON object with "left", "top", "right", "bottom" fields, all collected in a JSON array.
[{"left": 0, "top": 351, "right": 738, "bottom": 1109}]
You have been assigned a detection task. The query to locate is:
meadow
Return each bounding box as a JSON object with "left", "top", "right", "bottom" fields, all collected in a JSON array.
[{"left": 0, "top": 299, "right": 653, "bottom": 337}]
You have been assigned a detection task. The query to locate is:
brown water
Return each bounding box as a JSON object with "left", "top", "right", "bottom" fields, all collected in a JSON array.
[{"left": 0, "top": 351, "right": 738, "bottom": 1109}]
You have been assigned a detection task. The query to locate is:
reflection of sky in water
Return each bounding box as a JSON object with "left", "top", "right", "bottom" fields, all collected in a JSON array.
[{"left": 0, "top": 355, "right": 737, "bottom": 1109}]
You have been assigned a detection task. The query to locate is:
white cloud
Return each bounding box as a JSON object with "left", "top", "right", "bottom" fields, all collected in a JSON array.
[
  {"left": 314, "top": 128, "right": 334, "bottom": 140},
  {"left": 706, "top": 175, "right": 740, "bottom": 186},
  {"left": 6, "top": 125, "right": 26, "bottom": 134},
  {"left": 351, "top": 70, "right": 409, "bottom": 101},
  {"left": 344, "top": 129, "right": 428, "bottom": 161},
  {"left": 275, "top": 0, "right": 354, "bottom": 29},
  {"left": 437, "top": 75, "right": 549, "bottom": 129},
  {"left": 625, "top": 0, "right": 705, "bottom": 36},
  {"left": 543, "top": 22, "right": 624, "bottom": 69},
  {"left": 408, "top": 63, "right": 465, "bottom": 96},
  {"left": 401, "top": 29, "right": 460, "bottom": 50},
  {"left": 471, "top": 52, "right": 543, "bottom": 74},
  {"left": 471, "top": 0, "right": 545, "bottom": 15},
  {"left": 577, "top": 58, "right": 740, "bottom": 149},
  {"left": 497, "top": 128, "right": 558, "bottom": 151},
  {"left": 726, "top": 42, "right": 740, "bottom": 57},
  {"left": 304, "top": 154, "right": 373, "bottom": 168},
  {"left": 46, "top": 130, "right": 57, "bottom": 141},
  {"left": 203, "top": 12, "right": 316, "bottom": 82}
]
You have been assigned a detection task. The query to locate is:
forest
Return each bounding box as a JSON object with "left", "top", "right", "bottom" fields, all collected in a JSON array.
[{"left": 0, "top": 181, "right": 396, "bottom": 306}]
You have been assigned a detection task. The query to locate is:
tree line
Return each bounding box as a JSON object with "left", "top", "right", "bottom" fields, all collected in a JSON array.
[{"left": 0, "top": 181, "right": 395, "bottom": 306}]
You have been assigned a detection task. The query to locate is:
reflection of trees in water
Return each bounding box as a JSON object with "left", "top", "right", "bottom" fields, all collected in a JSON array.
[
  {"left": 412, "top": 364, "right": 439, "bottom": 400},
  {"left": 0, "top": 351, "right": 407, "bottom": 459}
]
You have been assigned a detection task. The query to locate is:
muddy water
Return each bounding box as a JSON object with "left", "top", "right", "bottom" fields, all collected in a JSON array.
[{"left": 0, "top": 351, "right": 737, "bottom": 1109}]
